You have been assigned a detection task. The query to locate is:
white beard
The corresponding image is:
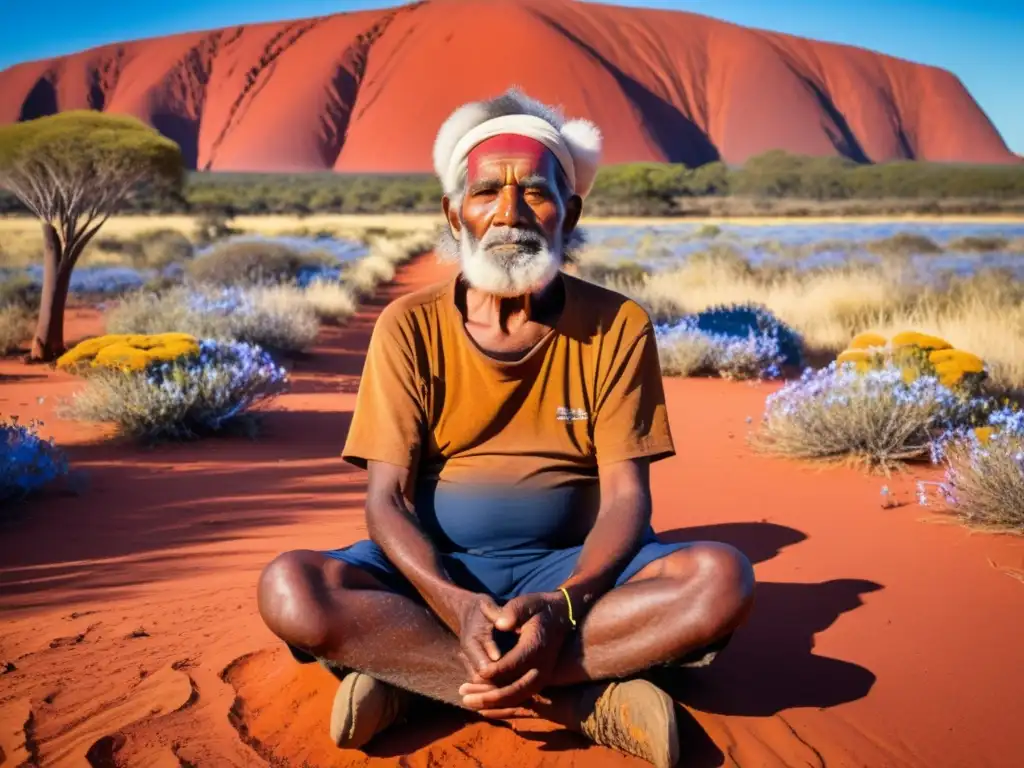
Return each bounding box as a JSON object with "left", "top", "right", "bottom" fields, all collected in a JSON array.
[{"left": 459, "top": 229, "right": 562, "bottom": 297}]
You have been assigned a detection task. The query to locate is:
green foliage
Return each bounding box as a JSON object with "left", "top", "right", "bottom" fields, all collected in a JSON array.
[
  {"left": 1, "top": 147, "right": 1022, "bottom": 218},
  {"left": 0, "top": 111, "right": 183, "bottom": 211}
]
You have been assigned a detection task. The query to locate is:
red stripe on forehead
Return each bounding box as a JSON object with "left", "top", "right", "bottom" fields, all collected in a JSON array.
[{"left": 466, "top": 134, "right": 550, "bottom": 180}]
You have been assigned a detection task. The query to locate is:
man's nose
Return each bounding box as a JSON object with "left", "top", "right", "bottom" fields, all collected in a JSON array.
[{"left": 491, "top": 184, "right": 524, "bottom": 227}]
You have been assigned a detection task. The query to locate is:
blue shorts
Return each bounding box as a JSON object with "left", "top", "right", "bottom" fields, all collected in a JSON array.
[
  {"left": 286, "top": 481, "right": 691, "bottom": 665},
  {"left": 324, "top": 533, "right": 688, "bottom": 603}
]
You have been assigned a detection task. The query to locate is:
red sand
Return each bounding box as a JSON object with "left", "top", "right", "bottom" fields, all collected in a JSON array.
[
  {"left": 1, "top": 0, "right": 1017, "bottom": 169},
  {"left": 2, "top": 254, "right": 1024, "bottom": 767}
]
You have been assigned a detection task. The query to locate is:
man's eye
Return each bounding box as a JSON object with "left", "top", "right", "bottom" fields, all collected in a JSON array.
[{"left": 525, "top": 188, "right": 549, "bottom": 199}]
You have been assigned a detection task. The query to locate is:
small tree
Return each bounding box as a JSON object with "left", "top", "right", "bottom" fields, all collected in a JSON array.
[{"left": 0, "top": 112, "right": 182, "bottom": 361}]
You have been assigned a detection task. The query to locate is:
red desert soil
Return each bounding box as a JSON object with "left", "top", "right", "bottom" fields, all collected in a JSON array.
[
  {"left": 2, "top": 254, "right": 1023, "bottom": 767},
  {"left": 0, "top": 0, "right": 1018, "bottom": 170}
]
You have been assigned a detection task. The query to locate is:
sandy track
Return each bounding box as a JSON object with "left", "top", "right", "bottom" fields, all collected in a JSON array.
[{"left": 1, "top": 253, "right": 1022, "bottom": 767}]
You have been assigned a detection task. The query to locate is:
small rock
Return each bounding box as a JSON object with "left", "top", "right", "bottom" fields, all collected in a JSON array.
[
  {"left": 1, "top": 661, "right": 15, "bottom": 674},
  {"left": 127, "top": 627, "right": 150, "bottom": 639}
]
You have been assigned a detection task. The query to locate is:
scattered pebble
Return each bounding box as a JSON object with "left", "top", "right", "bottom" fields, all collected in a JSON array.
[
  {"left": 127, "top": 627, "right": 150, "bottom": 639},
  {"left": 1, "top": 661, "right": 15, "bottom": 674}
]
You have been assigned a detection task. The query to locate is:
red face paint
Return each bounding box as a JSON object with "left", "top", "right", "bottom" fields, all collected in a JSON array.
[{"left": 466, "top": 134, "right": 551, "bottom": 183}]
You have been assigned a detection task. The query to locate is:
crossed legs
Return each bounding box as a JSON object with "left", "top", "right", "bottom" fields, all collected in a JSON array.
[{"left": 257, "top": 542, "right": 755, "bottom": 709}]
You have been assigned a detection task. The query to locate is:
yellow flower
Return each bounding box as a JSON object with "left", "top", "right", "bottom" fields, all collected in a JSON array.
[
  {"left": 973, "top": 426, "right": 996, "bottom": 444},
  {"left": 836, "top": 348, "right": 875, "bottom": 373},
  {"left": 928, "top": 349, "right": 984, "bottom": 373},
  {"left": 848, "top": 332, "right": 887, "bottom": 350},
  {"left": 57, "top": 333, "right": 200, "bottom": 373},
  {"left": 890, "top": 331, "right": 952, "bottom": 351}
]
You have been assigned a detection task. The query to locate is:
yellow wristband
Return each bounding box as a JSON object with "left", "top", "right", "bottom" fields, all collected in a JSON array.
[{"left": 559, "top": 587, "right": 577, "bottom": 628}]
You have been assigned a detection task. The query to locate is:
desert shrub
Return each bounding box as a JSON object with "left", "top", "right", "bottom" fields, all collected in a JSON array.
[
  {"left": 105, "top": 285, "right": 319, "bottom": 354},
  {"left": 656, "top": 304, "right": 802, "bottom": 380},
  {"left": 576, "top": 261, "right": 651, "bottom": 286},
  {"left": 921, "top": 406, "right": 1024, "bottom": 532},
  {"left": 60, "top": 339, "right": 289, "bottom": 440},
  {"left": 0, "top": 273, "right": 42, "bottom": 311},
  {"left": 0, "top": 305, "right": 30, "bottom": 354},
  {"left": 866, "top": 233, "right": 942, "bottom": 256},
  {"left": 56, "top": 333, "right": 200, "bottom": 373},
  {"left": 753, "top": 362, "right": 986, "bottom": 471},
  {"left": 303, "top": 280, "right": 357, "bottom": 324},
  {"left": 188, "top": 240, "right": 337, "bottom": 286},
  {"left": 1, "top": 416, "right": 68, "bottom": 502},
  {"left": 947, "top": 235, "right": 1010, "bottom": 253}
]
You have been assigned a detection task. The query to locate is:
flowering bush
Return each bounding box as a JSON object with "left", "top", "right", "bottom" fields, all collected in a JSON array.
[
  {"left": 920, "top": 406, "right": 1024, "bottom": 532},
  {"left": 61, "top": 339, "right": 289, "bottom": 440},
  {"left": 1, "top": 416, "right": 68, "bottom": 502},
  {"left": 105, "top": 285, "right": 319, "bottom": 354},
  {"left": 656, "top": 303, "right": 802, "bottom": 380},
  {"left": 56, "top": 333, "right": 200, "bottom": 373},
  {"left": 836, "top": 331, "right": 987, "bottom": 391},
  {"left": 753, "top": 362, "right": 987, "bottom": 470}
]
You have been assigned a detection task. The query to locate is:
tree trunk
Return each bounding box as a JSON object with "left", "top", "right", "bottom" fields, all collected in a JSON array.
[{"left": 30, "top": 223, "right": 71, "bottom": 362}]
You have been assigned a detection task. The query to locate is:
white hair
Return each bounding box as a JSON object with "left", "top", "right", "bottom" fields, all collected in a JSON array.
[{"left": 432, "top": 87, "right": 603, "bottom": 205}]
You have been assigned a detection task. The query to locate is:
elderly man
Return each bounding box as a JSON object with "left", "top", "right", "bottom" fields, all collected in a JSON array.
[{"left": 257, "top": 90, "right": 754, "bottom": 768}]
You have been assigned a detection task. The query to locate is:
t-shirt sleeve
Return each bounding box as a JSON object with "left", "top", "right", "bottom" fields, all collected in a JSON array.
[
  {"left": 341, "top": 307, "right": 425, "bottom": 470},
  {"left": 592, "top": 322, "right": 675, "bottom": 465}
]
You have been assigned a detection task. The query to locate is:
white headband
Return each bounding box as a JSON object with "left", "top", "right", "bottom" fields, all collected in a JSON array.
[{"left": 445, "top": 115, "right": 577, "bottom": 197}]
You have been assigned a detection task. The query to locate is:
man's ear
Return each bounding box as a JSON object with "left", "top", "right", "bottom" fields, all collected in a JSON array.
[
  {"left": 563, "top": 194, "right": 583, "bottom": 236},
  {"left": 442, "top": 195, "right": 462, "bottom": 238}
]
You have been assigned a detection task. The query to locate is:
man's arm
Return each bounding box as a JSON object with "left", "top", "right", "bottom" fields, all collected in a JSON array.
[
  {"left": 556, "top": 457, "right": 652, "bottom": 621},
  {"left": 365, "top": 460, "right": 504, "bottom": 671},
  {"left": 364, "top": 461, "right": 472, "bottom": 631}
]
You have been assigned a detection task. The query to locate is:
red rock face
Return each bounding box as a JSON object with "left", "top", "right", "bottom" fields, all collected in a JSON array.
[{"left": 0, "top": 0, "right": 1016, "bottom": 170}]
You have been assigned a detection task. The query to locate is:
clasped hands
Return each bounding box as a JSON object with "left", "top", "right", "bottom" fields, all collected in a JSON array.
[{"left": 454, "top": 591, "right": 571, "bottom": 718}]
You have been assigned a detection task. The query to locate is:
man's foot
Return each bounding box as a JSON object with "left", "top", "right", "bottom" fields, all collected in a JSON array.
[
  {"left": 575, "top": 679, "right": 679, "bottom": 768},
  {"left": 330, "top": 672, "right": 411, "bottom": 749}
]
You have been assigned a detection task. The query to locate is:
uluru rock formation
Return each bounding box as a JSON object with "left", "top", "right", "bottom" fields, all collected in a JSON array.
[{"left": 0, "top": 0, "right": 1016, "bottom": 171}]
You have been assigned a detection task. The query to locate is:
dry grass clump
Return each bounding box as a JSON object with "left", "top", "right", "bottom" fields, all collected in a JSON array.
[
  {"left": 345, "top": 230, "right": 435, "bottom": 296},
  {"left": 105, "top": 285, "right": 319, "bottom": 354},
  {"left": 933, "top": 435, "right": 1024, "bottom": 533},
  {"left": 947, "top": 235, "right": 1010, "bottom": 252},
  {"left": 865, "top": 233, "right": 942, "bottom": 256},
  {"left": 188, "top": 240, "right": 337, "bottom": 286},
  {"left": 302, "top": 280, "right": 357, "bottom": 324},
  {"left": 0, "top": 305, "right": 30, "bottom": 355},
  {"left": 751, "top": 363, "right": 979, "bottom": 473}
]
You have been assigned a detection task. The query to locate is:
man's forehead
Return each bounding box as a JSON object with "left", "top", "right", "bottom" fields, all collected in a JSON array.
[{"left": 466, "top": 134, "right": 556, "bottom": 180}]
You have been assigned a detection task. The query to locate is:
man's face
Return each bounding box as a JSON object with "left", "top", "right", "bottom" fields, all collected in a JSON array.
[{"left": 444, "top": 135, "right": 581, "bottom": 297}]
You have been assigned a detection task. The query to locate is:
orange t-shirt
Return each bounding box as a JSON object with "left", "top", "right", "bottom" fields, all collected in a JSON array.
[{"left": 341, "top": 273, "right": 675, "bottom": 489}]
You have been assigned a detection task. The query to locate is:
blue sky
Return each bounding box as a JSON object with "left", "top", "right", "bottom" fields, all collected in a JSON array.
[{"left": 2, "top": 0, "right": 1021, "bottom": 152}]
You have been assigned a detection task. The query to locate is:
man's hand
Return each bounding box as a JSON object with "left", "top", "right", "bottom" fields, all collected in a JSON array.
[
  {"left": 453, "top": 593, "right": 504, "bottom": 676},
  {"left": 458, "top": 592, "right": 572, "bottom": 716}
]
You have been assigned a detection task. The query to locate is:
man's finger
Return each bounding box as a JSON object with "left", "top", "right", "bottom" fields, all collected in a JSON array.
[
  {"left": 478, "top": 619, "right": 543, "bottom": 682},
  {"left": 478, "top": 706, "right": 532, "bottom": 720},
  {"left": 482, "top": 632, "right": 502, "bottom": 662},
  {"left": 494, "top": 596, "right": 531, "bottom": 632},
  {"left": 462, "top": 668, "right": 541, "bottom": 710},
  {"left": 462, "top": 638, "right": 495, "bottom": 673},
  {"left": 459, "top": 681, "right": 497, "bottom": 696},
  {"left": 478, "top": 598, "right": 503, "bottom": 623}
]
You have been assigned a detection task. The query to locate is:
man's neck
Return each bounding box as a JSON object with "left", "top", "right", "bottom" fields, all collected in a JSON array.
[{"left": 460, "top": 274, "right": 564, "bottom": 334}]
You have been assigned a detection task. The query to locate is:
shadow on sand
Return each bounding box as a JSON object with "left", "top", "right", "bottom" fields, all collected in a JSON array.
[{"left": 358, "top": 522, "right": 880, "bottom": 766}]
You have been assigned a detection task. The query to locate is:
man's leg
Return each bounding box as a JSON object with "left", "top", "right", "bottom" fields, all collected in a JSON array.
[{"left": 257, "top": 541, "right": 753, "bottom": 704}]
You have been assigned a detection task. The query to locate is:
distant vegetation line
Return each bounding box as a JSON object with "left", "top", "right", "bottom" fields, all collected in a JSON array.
[{"left": 2, "top": 151, "right": 1023, "bottom": 217}]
